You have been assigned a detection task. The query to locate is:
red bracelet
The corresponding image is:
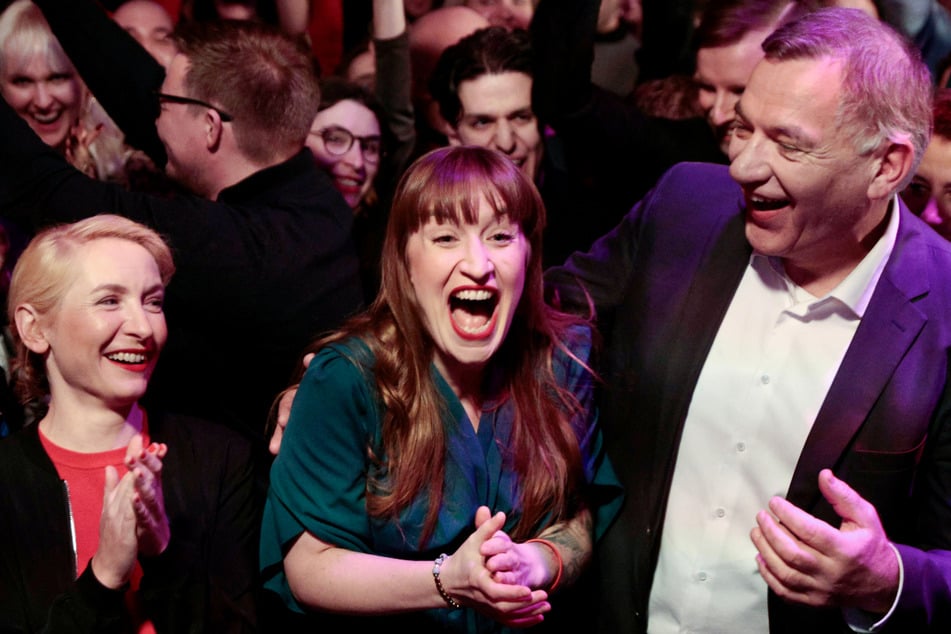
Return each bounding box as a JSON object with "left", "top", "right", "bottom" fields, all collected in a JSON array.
[{"left": 526, "top": 538, "right": 563, "bottom": 592}]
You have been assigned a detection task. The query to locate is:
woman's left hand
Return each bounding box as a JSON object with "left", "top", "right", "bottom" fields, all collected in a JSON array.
[{"left": 124, "top": 434, "right": 170, "bottom": 557}]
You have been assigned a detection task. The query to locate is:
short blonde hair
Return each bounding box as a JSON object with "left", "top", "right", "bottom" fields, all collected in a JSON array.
[
  {"left": 8, "top": 215, "right": 175, "bottom": 403},
  {"left": 0, "top": 0, "right": 74, "bottom": 80}
]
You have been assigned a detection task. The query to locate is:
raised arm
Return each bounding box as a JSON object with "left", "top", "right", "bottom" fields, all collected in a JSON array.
[
  {"left": 32, "top": 0, "right": 167, "bottom": 164},
  {"left": 372, "top": 0, "right": 415, "bottom": 180}
]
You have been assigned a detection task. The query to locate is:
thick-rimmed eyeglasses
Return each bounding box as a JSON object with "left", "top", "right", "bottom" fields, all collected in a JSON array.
[
  {"left": 314, "top": 126, "right": 382, "bottom": 164},
  {"left": 154, "top": 92, "right": 234, "bottom": 122}
]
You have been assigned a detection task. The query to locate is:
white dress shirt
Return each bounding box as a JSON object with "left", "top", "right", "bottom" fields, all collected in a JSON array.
[{"left": 647, "top": 201, "right": 899, "bottom": 633}]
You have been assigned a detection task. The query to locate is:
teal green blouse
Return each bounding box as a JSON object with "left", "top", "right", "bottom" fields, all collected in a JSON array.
[{"left": 260, "top": 325, "right": 622, "bottom": 632}]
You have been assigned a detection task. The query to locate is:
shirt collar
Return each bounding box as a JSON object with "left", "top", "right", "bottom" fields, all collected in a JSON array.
[{"left": 752, "top": 196, "right": 899, "bottom": 318}]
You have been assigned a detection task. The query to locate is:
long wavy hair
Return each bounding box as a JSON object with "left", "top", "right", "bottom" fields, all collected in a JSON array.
[{"left": 312, "top": 146, "right": 592, "bottom": 545}]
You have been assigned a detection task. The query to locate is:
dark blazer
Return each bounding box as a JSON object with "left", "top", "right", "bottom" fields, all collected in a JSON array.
[{"left": 546, "top": 162, "right": 951, "bottom": 633}]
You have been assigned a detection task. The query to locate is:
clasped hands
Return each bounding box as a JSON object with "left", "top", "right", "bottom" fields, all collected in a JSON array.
[
  {"left": 91, "top": 434, "right": 170, "bottom": 590},
  {"left": 434, "top": 506, "right": 557, "bottom": 628},
  {"left": 751, "top": 469, "right": 900, "bottom": 616}
]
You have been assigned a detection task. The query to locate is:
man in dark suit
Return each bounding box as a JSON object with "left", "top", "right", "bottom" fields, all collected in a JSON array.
[{"left": 546, "top": 8, "right": 951, "bottom": 633}]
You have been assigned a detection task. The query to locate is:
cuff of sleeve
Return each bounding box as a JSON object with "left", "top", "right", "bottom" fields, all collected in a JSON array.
[
  {"left": 76, "top": 561, "right": 129, "bottom": 612},
  {"left": 843, "top": 542, "right": 904, "bottom": 633}
]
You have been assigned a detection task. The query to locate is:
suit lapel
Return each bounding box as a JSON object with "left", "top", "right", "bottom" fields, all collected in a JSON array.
[{"left": 786, "top": 208, "right": 929, "bottom": 510}]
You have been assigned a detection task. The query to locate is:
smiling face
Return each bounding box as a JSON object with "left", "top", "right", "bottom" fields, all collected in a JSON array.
[
  {"left": 902, "top": 135, "right": 951, "bottom": 241},
  {"left": 307, "top": 99, "right": 382, "bottom": 209},
  {"left": 694, "top": 27, "right": 772, "bottom": 156},
  {"left": 37, "top": 238, "right": 167, "bottom": 410},
  {"left": 112, "top": 0, "right": 177, "bottom": 68},
  {"left": 451, "top": 71, "right": 542, "bottom": 181},
  {"left": 405, "top": 194, "right": 529, "bottom": 381},
  {"left": 1, "top": 47, "right": 82, "bottom": 151},
  {"left": 728, "top": 57, "right": 883, "bottom": 278}
]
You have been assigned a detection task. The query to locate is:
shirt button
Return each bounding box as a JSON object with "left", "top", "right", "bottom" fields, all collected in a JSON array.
[
  {"left": 697, "top": 572, "right": 708, "bottom": 582},
  {"left": 715, "top": 508, "right": 726, "bottom": 518},
  {"left": 760, "top": 374, "right": 770, "bottom": 385},
  {"left": 736, "top": 442, "right": 746, "bottom": 452}
]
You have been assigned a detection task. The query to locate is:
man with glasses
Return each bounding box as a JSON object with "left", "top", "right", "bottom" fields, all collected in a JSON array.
[{"left": 0, "top": 0, "right": 363, "bottom": 462}]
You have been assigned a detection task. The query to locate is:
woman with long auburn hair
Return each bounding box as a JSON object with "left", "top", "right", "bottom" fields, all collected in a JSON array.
[{"left": 261, "top": 146, "right": 622, "bottom": 632}]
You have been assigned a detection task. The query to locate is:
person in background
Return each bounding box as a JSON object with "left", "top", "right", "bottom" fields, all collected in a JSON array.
[
  {"left": 261, "top": 146, "right": 622, "bottom": 633},
  {"left": 111, "top": 0, "right": 178, "bottom": 68},
  {"left": 0, "top": 0, "right": 134, "bottom": 183},
  {"left": 901, "top": 87, "right": 951, "bottom": 240},
  {"left": 463, "top": 0, "right": 535, "bottom": 31},
  {"left": 308, "top": 76, "right": 393, "bottom": 302},
  {"left": 0, "top": 215, "right": 258, "bottom": 632}
]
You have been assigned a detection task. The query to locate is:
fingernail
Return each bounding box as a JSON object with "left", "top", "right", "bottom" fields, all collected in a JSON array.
[{"left": 147, "top": 443, "right": 158, "bottom": 454}]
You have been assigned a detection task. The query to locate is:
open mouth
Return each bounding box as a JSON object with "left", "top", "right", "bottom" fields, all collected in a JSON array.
[
  {"left": 105, "top": 350, "right": 152, "bottom": 371},
  {"left": 449, "top": 288, "right": 499, "bottom": 340},
  {"left": 747, "top": 194, "right": 789, "bottom": 213},
  {"left": 31, "top": 111, "right": 62, "bottom": 126}
]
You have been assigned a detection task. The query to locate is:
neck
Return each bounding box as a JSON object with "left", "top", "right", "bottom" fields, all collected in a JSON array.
[
  {"left": 39, "top": 401, "right": 144, "bottom": 452},
  {"left": 785, "top": 199, "right": 891, "bottom": 297},
  {"left": 207, "top": 146, "right": 297, "bottom": 201},
  {"left": 434, "top": 356, "right": 485, "bottom": 431}
]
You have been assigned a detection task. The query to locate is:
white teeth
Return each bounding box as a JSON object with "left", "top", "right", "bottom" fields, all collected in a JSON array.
[
  {"left": 453, "top": 289, "right": 493, "bottom": 301},
  {"left": 457, "top": 321, "right": 492, "bottom": 335},
  {"left": 32, "top": 112, "right": 60, "bottom": 124},
  {"left": 107, "top": 352, "right": 146, "bottom": 364}
]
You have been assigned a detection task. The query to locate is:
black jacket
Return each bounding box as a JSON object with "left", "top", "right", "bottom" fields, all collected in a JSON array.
[{"left": 0, "top": 412, "right": 260, "bottom": 633}]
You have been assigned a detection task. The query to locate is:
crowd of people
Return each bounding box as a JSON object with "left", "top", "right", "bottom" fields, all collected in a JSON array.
[{"left": 0, "top": 0, "right": 950, "bottom": 632}]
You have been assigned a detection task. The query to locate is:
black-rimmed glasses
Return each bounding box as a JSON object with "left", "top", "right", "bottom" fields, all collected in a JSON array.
[
  {"left": 154, "top": 92, "right": 234, "bottom": 122},
  {"left": 314, "top": 126, "right": 382, "bottom": 164}
]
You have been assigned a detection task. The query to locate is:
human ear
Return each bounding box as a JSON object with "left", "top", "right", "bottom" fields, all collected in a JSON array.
[
  {"left": 868, "top": 140, "right": 915, "bottom": 200},
  {"left": 205, "top": 109, "right": 225, "bottom": 152},
  {"left": 14, "top": 305, "right": 49, "bottom": 354}
]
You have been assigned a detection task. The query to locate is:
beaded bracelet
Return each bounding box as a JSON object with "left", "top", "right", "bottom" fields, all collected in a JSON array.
[
  {"left": 526, "top": 538, "right": 564, "bottom": 592},
  {"left": 432, "top": 553, "right": 462, "bottom": 609}
]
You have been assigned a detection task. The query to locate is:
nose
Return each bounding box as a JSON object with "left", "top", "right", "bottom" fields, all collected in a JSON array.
[
  {"left": 728, "top": 132, "right": 770, "bottom": 186},
  {"left": 710, "top": 90, "right": 735, "bottom": 127},
  {"left": 493, "top": 121, "right": 517, "bottom": 155},
  {"left": 459, "top": 235, "right": 494, "bottom": 280},
  {"left": 32, "top": 82, "right": 54, "bottom": 109},
  {"left": 342, "top": 142, "right": 365, "bottom": 170},
  {"left": 921, "top": 196, "right": 943, "bottom": 228},
  {"left": 123, "top": 302, "right": 155, "bottom": 339}
]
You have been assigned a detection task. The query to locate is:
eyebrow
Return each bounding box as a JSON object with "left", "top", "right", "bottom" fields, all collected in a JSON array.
[
  {"left": 734, "top": 102, "right": 817, "bottom": 148},
  {"left": 91, "top": 283, "right": 165, "bottom": 295}
]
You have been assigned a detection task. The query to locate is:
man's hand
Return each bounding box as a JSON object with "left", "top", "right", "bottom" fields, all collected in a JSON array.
[
  {"left": 269, "top": 352, "right": 314, "bottom": 455},
  {"left": 751, "top": 469, "right": 900, "bottom": 614}
]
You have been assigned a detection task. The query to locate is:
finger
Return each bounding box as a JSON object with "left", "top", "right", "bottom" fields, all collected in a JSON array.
[
  {"left": 104, "top": 465, "right": 119, "bottom": 495},
  {"left": 474, "top": 505, "right": 493, "bottom": 528},
  {"left": 474, "top": 511, "right": 507, "bottom": 541},
  {"left": 268, "top": 419, "right": 285, "bottom": 456},
  {"left": 302, "top": 352, "right": 315, "bottom": 368},
  {"left": 754, "top": 550, "right": 815, "bottom": 605},
  {"left": 767, "top": 495, "right": 837, "bottom": 555},
  {"left": 125, "top": 434, "right": 144, "bottom": 465},
  {"left": 752, "top": 512, "right": 818, "bottom": 590},
  {"left": 817, "top": 469, "right": 879, "bottom": 529},
  {"left": 277, "top": 388, "right": 298, "bottom": 426}
]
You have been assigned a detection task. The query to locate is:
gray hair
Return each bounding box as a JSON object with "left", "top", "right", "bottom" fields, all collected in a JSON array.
[{"left": 763, "top": 7, "right": 932, "bottom": 186}]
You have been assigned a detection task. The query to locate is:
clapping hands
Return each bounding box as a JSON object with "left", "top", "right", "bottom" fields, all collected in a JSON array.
[{"left": 91, "top": 434, "right": 170, "bottom": 589}]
